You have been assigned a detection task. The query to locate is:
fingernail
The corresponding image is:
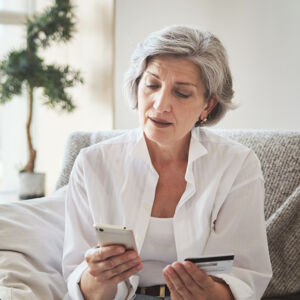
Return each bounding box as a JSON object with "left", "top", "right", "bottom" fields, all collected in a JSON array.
[
  {"left": 129, "top": 252, "right": 137, "bottom": 259},
  {"left": 163, "top": 264, "right": 170, "bottom": 271},
  {"left": 117, "top": 247, "right": 125, "bottom": 253},
  {"left": 184, "top": 261, "right": 192, "bottom": 267}
]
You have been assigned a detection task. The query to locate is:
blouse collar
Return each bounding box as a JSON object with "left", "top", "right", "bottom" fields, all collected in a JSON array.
[{"left": 131, "top": 128, "right": 208, "bottom": 169}]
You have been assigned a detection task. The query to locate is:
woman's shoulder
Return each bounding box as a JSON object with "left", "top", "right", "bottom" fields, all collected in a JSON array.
[
  {"left": 194, "top": 128, "right": 263, "bottom": 176},
  {"left": 193, "top": 127, "right": 258, "bottom": 160},
  {"left": 194, "top": 127, "right": 249, "bottom": 148},
  {"left": 83, "top": 129, "right": 141, "bottom": 151},
  {"left": 77, "top": 128, "right": 142, "bottom": 164}
]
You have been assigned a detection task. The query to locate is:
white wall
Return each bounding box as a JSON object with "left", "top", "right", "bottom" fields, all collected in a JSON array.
[
  {"left": 34, "top": 0, "right": 115, "bottom": 194},
  {"left": 0, "top": 24, "right": 30, "bottom": 192},
  {"left": 114, "top": 0, "right": 300, "bottom": 130}
]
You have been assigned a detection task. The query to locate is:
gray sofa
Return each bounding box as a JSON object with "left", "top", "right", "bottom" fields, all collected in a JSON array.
[{"left": 0, "top": 129, "right": 299, "bottom": 300}]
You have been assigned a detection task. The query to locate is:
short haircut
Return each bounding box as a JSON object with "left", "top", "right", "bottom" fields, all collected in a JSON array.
[{"left": 123, "top": 25, "right": 235, "bottom": 126}]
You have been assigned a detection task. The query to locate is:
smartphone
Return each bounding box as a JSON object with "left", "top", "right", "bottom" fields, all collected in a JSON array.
[
  {"left": 184, "top": 254, "right": 234, "bottom": 275},
  {"left": 94, "top": 224, "right": 138, "bottom": 252}
]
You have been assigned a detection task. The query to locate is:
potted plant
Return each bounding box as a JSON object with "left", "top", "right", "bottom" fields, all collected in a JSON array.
[{"left": 0, "top": 0, "right": 83, "bottom": 199}]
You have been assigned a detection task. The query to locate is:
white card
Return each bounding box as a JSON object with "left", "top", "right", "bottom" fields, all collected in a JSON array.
[{"left": 184, "top": 254, "right": 234, "bottom": 275}]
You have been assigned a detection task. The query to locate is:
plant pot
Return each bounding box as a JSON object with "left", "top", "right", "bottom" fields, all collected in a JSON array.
[{"left": 18, "top": 172, "right": 45, "bottom": 200}]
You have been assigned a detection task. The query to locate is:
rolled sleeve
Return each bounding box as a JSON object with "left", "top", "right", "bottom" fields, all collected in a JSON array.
[
  {"left": 66, "top": 261, "right": 88, "bottom": 300},
  {"left": 216, "top": 274, "right": 254, "bottom": 299}
]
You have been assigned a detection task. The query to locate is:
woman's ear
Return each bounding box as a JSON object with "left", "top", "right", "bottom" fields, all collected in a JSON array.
[{"left": 200, "top": 97, "right": 218, "bottom": 120}]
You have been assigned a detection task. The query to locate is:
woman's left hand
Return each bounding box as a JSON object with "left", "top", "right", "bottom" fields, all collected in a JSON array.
[{"left": 163, "top": 261, "right": 233, "bottom": 300}]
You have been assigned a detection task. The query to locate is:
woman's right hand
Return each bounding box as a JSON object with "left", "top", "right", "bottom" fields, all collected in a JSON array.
[{"left": 80, "top": 245, "right": 143, "bottom": 300}]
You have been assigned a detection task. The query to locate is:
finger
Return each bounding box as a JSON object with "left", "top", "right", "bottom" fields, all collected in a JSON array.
[
  {"left": 184, "top": 261, "right": 215, "bottom": 290},
  {"left": 108, "top": 261, "right": 143, "bottom": 285},
  {"left": 85, "top": 245, "right": 125, "bottom": 263},
  {"left": 163, "top": 264, "right": 192, "bottom": 298},
  {"left": 163, "top": 271, "right": 182, "bottom": 300},
  {"left": 100, "top": 257, "right": 142, "bottom": 281},
  {"left": 172, "top": 262, "right": 203, "bottom": 295},
  {"left": 90, "top": 252, "right": 140, "bottom": 277}
]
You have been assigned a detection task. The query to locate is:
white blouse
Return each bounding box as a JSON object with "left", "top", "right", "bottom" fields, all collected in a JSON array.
[
  {"left": 62, "top": 128, "right": 272, "bottom": 300},
  {"left": 138, "top": 217, "right": 176, "bottom": 287}
]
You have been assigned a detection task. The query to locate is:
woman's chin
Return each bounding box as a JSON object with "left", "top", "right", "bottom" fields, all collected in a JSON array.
[{"left": 143, "top": 127, "right": 173, "bottom": 145}]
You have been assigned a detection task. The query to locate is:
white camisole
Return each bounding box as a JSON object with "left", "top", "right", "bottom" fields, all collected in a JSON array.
[{"left": 138, "top": 217, "right": 177, "bottom": 287}]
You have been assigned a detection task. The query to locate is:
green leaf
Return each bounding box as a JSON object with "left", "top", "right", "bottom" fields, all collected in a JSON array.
[
  {"left": 0, "top": 0, "right": 83, "bottom": 108},
  {"left": 27, "top": 0, "right": 76, "bottom": 50}
]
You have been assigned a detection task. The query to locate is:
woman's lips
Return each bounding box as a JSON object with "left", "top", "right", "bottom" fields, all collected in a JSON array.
[{"left": 149, "top": 117, "right": 172, "bottom": 128}]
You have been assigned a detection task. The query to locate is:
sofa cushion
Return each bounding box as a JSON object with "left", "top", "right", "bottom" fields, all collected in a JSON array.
[{"left": 0, "top": 187, "right": 67, "bottom": 300}]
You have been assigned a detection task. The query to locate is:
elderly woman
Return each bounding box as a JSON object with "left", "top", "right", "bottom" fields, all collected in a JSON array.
[{"left": 63, "top": 25, "right": 272, "bottom": 300}]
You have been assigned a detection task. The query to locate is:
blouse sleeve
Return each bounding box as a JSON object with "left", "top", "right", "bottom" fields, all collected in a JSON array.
[
  {"left": 62, "top": 151, "right": 97, "bottom": 300},
  {"left": 203, "top": 150, "right": 272, "bottom": 300},
  {"left": 62, "top": 151, "right": 130, "bottom": 300}
]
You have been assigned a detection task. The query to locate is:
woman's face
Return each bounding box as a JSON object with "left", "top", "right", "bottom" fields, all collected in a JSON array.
[{"left": 137, "top": 56, "right": 216, "bottom": 147}]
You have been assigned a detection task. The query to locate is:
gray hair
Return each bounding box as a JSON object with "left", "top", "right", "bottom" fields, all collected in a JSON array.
[{"left": 123, "top": 25, "right": 235, "bottom": 126}]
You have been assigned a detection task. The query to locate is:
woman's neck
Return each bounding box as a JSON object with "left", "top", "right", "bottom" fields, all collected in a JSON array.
[{"left": 144, "top": 132, "right": 191, "bottom": 167}]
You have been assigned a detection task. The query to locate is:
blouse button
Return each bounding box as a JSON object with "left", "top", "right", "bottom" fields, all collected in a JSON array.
[{"left": 143, "top": 202, "right": 150, "bottom": 210}]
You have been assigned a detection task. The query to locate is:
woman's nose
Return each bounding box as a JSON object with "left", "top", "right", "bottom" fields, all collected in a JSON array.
[{"left": 153, "top": 89, "right": 171, "bottom": 112}]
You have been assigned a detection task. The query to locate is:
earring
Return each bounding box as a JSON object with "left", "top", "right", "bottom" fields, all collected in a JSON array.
[
  {"left": 200, "top": 118, "right": 207, "bottom": 125},
  {"left": 195, "top": 117, "right": 207, "bottom": 127}
]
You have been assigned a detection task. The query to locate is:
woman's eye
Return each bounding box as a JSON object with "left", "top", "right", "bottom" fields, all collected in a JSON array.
[
  {"left": 176, "top": 91, "right": 191, "bottom": 98},
  {"left": 145, "top": 83, "right": 159, "bottom": 89}
]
